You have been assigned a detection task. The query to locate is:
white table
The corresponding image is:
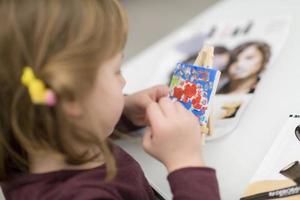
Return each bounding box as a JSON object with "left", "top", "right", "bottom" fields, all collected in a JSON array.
[{"left": 116, "top": 0, "right": 300, "bottom": 199}]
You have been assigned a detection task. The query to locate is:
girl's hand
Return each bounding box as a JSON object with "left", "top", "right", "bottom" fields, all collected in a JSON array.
[
  {"left": 142, "top": 97, "right": 204, "bottom": 173},
  {"left": 123, "top": 85, "right": 169, "bottom": 126}
]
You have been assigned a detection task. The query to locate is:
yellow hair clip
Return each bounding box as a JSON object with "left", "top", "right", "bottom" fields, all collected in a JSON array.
[{"left": 21, "top": 66, "right": 56, "bottom": 106}]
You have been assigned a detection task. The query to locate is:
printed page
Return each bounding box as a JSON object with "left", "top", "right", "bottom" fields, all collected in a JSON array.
[{"left": 251, "top": 115, "right": 300, "bottom": 182}]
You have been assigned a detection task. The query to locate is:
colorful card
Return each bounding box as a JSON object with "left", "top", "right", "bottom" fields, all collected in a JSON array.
[{"left": 169, "top": 63, "right": 220, "bottom": 126}]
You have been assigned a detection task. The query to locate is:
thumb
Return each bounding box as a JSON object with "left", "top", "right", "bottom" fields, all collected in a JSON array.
[
  {"left": 151, "top": 85, "right": 169, "bottom": 102},
  {"left": 142, "top": 127, "right": 153, "bottom": 154}
]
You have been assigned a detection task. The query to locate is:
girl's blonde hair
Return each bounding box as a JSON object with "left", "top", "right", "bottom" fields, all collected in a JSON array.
[{"left": 0, "top": 0, "right": 127, "bottom": 181}]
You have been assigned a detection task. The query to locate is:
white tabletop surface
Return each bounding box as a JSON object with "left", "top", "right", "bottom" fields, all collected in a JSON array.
[{"left": 115, "top": 0, "right": 300, "bottom": 199}]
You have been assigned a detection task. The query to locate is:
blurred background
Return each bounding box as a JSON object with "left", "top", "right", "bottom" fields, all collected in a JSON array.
[{"left": 122, "top": 0, "right": 217, "bottom": 61}]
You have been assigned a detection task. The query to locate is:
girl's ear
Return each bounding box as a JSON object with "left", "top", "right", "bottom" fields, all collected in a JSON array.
[{"left": 61, "top": 99, "right": 83, "bottom": 118}]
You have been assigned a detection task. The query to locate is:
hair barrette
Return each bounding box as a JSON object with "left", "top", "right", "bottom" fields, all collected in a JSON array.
[{"left": 21, "top": 66, "right": 56, "bottom": 106}]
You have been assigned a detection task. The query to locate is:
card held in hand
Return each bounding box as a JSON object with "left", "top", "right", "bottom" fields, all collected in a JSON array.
[{"left": 169, "top": 63, "right": 220, "bottom": 126}]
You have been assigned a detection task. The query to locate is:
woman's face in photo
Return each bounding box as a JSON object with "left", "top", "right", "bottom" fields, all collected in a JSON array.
[{"left": 228, "top": 45, "right": 264, "bottom": 80}]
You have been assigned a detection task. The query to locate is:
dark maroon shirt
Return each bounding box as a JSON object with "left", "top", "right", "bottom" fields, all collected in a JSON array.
[{"left": 2, "top": 145, "right": 220, "bottom": 200}]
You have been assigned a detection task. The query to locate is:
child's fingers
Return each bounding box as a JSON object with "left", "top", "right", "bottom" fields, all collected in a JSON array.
[
  {"left": 175, "top": 101, "right": 198, "bottom": 122},
  {"left": 146, "top": 102, "right": 164, "bottom": 127},
  {"left": 150, "top": 85, "right": 169, "bottom": 102},
  {"left": 174, "top": 101, "right": 187, "bottom": 114},
  {"left": 158, "top": 97, "right": 177, "bottom": 117},
  {"left": 142, "top": 127, "right": 153, "bottom": 153}
]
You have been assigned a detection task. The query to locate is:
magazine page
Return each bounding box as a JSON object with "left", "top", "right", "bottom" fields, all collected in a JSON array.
[
  {"left": 122, "top": 16, "right": 290, "bottom": 139},
  {"left": 242, "top": 115, "right": 300, "bottom": 199}
]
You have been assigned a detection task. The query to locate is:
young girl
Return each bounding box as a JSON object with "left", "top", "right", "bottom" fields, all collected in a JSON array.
[{"left": 0, "top": 0, "right": 220, "bottom": 199}]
